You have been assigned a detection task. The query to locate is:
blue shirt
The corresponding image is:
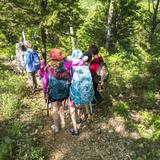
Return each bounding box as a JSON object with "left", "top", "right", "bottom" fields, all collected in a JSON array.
[{"left": 24, "top": 48, "right": 35, "bottom": 72}]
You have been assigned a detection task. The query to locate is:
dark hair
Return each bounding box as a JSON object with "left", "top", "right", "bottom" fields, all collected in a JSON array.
[
  {"left": 21, "top": 45, "right": 27, "bottom": 51},
  {"left": 88, "top": 44, "right": 99, "bottom": 55},
  {"left": 83, "top": 51, "right": 92, "bottom": 63},
  {"left": 33, "top": 46, "right": 38, "bottom": 51}
]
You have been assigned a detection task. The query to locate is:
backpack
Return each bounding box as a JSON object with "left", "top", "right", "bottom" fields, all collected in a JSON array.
[
  {"left": 70, "top": 66, "right": 94, "bottom": 106},
  {"left": 32, "top": 51, "right": 40, "bottom": 72},
  {"left": 93, "top": 62, "right": 109, "bottom": 84},
  {"left": 47, "top": 66, "right": 69, "bottom": 101}
]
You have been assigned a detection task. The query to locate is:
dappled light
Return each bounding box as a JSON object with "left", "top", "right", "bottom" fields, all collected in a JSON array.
[{"left": 0, "top": 0, "right": 160, "bottom": 159}]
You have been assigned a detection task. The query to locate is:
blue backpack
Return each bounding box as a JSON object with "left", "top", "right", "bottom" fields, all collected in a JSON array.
[
  {"left": 48, "top": 67, "right": 69, "bottom": 101},
  {"left": 32, "top": 51, "right": 40, "bottom": 72},
  {"left": 70, "top": 66, "right": 94, "bottom": 106}
]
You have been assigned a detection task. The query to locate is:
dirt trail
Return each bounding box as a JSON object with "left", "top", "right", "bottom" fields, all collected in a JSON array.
[
  {"left": 28, "top": 91, "right": 160, "bottom": 160},
  {"left": 4, "top": 60, "right": 160, "bottom": 160}
]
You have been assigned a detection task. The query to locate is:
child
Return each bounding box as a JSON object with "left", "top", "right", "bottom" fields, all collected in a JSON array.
[
  {"left": 43, "top": 48, "right": 70, "bottom": 132},
  {"left": 65, "top": 50, "right": 94, "bottom": 136},
  {"left": 37, "top": 54, "right": 46, "bottom": 83},
  {"left": 89, "top": 44, "right": 104, "bottom": 104},
  {"left": 17, "top": 45, "right": 26, "bottom": 74}
]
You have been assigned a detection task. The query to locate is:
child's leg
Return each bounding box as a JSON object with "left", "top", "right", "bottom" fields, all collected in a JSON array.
[
  {"left": 85, "top": 105, "right": 90, "bottom": 115},
  {"left": 83, "top": 105, "right": 92, "bottom": 121},
  {"left": 52, "top": 102, "right": 60, "bottom": 129},
  {"left": 70, "top": 106, "right": 78, "bottom": 132},
  {"left": 76, "top": 107, "right": 81, "bottom": 120},
  {"left": 58, "top": 102, "right": 66, "bottom": 128}
]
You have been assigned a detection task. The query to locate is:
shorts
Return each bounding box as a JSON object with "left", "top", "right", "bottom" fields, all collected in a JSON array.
[{"left": 48, "top": 97, "right": 66, "bottom": 103}]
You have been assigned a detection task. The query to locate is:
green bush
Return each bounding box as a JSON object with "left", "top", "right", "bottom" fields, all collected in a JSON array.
[{"left": 0, "top": 94, "right": 18, "bottom": 118}]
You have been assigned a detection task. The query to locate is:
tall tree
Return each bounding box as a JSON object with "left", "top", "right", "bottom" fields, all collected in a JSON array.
[
  {"left": 149, "top": 0, "right": 160, "bottom": 43},
  {"left": 106, "top": 0, "right": 115, "bottom": 53}
]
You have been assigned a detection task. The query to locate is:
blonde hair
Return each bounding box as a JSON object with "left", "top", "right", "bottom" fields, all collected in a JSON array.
[{"left": 24, "top": 40, "right": 32, "bottom": 48}]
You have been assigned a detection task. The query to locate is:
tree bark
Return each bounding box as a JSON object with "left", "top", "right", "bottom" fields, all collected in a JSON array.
[
  {"left": 22, "top": 30, "right": 26, "bottom": 42},
  {"left": 106, "top": 0, "right": 115, "bottom": 53},
  {"left": 41, "top": 27, "right": 47, "bottom": 62},
  {"left": 69, "top": 9, "right": 76, "bottom": 50},
  {"left": 40, "top": 0, "right": 47, "bottom": 62},
  {"left": 149, "top": 0, "right": 160, "bottom": 43},
  {"left": 148, "top": 0, "right": 150, "bottom": 11},
  {"left": 69, "top": 24, "right": 76, "bottom": 50}
]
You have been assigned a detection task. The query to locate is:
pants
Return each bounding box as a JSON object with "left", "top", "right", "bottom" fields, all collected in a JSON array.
[
  {"left": 27, "top": 72, "right": 37, "bottom": 91},
  {"left": 93, "top": 81, "right": 103, "bottom": 102}
]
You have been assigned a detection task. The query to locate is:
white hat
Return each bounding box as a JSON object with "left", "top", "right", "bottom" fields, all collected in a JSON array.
[{"left": 67, "top": 50, "right": 88, "bottom": 62}]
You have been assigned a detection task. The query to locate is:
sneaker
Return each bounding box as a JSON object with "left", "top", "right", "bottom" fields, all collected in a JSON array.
[
  {"left": 48, "top": 103, "right": 52, "bottom": 108},
  {"left": 76, "top": 118, "right": 82, "bottom": 124},
  {"left": 69, "top": 128, "right": 79, "bottom": 136},
  {"left": 51, "top": 125, "right": 59, "bottom": 133}
]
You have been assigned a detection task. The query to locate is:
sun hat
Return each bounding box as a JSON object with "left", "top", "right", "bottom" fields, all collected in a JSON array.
[
  {"left": 67, "top": 49, "right": 88, "bottom": 62},
  {"left": 50, "top": 48, "right": 64, "bottom": 60}
]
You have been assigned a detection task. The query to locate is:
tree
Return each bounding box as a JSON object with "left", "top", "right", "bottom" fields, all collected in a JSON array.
[
  {"left": 106, "top": 0, "right": 115, "bottom": 53},
  {"left": 149, "top": 0, "right": 160, "bottom": 43}
]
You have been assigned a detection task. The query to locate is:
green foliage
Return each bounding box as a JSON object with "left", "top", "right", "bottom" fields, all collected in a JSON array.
[
  {"left": 0, "top": 1, "right": 160, "bottom": 158},
  {"left": 0, "top": 120, "right": 45, "bottom": 160},
  {"left": 0, "top": 66, "right": 28, "bottom": 118},
  {"left": 108, "top": 46, "right": 160, "bottom": 141},
  {"left": 136, "top": 112, "right": 160, "bottom": 141},
  {"left": 112, "top": 100, "right": 129, "bottom": 117},
  {"left": 1, "top": 94, "right": 18, "bottom": 118},
  {"left": 0, "top": 57, "right": 45, "bottom": 159},
  {"left": 0, "top": 137, "right": 13, "bottom": 160},
  {"left": 111, "top": 0, "right": 142, "bottom": 52},
  {"left": 77, "top": 0, "right": 107, "bottom": 49}
]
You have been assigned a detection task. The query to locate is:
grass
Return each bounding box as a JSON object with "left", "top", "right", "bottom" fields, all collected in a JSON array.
[
  {"left": 0, "top": 57, "right": 45, "bottom": 160},
  {"left": 107, "top": 48, "right": 160, "bottom": 142},
  {"left": 0, "top": 46, "right": 160, "bottom": 159}
]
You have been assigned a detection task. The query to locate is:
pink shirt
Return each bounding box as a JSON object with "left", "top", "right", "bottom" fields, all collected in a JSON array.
[{"left": 37, "top": 60, "right": 46, "bottom": 78}]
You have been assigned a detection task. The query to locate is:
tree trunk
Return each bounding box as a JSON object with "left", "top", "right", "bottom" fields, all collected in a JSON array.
[
  {"left": 69, "top": 15, "right": 76, "bottom": 50},
  {"left": 41, "top": 27, "right": 47, "bottom": 62},
  {"left": 148, "top": 0, "right": 150, "bottom": 11},
  {"left": 22, "top": 30, "right": 26, "bottom": 43},
  {"left": 69, "top": 25, "right": 75, "bottom": 50},
  {"left": 106, "top": 0, "right": 115, "bottom": 53},
  {"left": 40, "top": 0, "right": 47, "bottom": 62},
  {"left": 149, "top": 0, "right": 160, "bottom": 43}
]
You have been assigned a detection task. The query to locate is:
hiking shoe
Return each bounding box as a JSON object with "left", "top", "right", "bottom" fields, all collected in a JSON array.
[
  {"left": 48, "top": 103, "right": 52, "bottom": 108},
  {"left": 69, "top": 128, "right": 79, "bottom": 136},
  {"left": 76, "top": 118, "right": 82, "bottom": 124},
  {"left": 51, "top": 125, "right": 59, "bottom": 133}
]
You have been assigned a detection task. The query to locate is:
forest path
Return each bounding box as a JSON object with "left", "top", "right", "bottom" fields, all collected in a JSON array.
[
  {"left": 2, "top": 59, "right": 160, "bottom": 160},
  {"left": 22, "top": 77, "right": 159, "bottom": 160},
  {"left": 29, "top": 92, "right": 160, "bottom": 160}
]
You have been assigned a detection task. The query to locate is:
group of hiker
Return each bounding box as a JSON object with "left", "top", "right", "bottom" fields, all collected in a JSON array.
[{"left": 15, "top": 40, "right": 109, "bottom": 136}]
